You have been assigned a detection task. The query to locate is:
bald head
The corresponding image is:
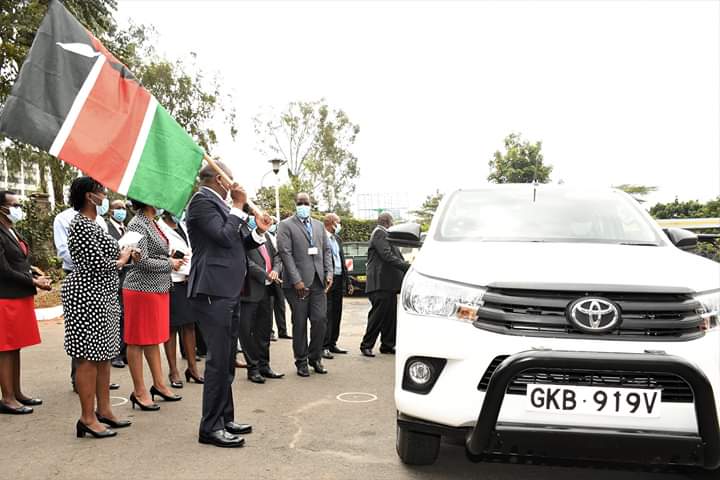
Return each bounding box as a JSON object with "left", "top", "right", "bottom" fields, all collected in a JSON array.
[
  {"left": 324, "top": 213, "right": 340, "bottom": 233},
  {"left": 378, "top": 212, "right": 394, "bottom": 228},
  {"left": 110, "top": 199, "right": 125, "bottom": 210},
  {"left": 295, "top": 192, "right": 311, "bottom": 205},
  {"left": 199, "top": 160, "right": 233, "bottom": 183}
]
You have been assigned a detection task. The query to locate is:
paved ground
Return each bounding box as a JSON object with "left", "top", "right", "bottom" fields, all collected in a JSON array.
[{"left": 1, "top": 297, "right": 715, "bottom": 479}]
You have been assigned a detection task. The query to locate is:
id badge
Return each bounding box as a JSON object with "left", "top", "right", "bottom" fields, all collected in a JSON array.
[{"left": 308, "top": 247, "right": 319, "bottom": 256}]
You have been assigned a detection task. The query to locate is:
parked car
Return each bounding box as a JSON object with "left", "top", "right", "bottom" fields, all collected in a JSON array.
[
  {"left": 343, "top": 241, "right": 369, "bottom": 295},
  {"left": 393, "top": 184, "right": 720, "bottom": 471}
]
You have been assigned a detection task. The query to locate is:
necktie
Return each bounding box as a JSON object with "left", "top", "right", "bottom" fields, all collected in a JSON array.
[
  {"left": 304, "top": 219, "right": 314, "bottom": 244},
  {"left": 258, "top": 244, "right": 272, "bottom": 273}
]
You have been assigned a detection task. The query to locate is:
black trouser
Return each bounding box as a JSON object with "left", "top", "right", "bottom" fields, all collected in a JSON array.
[
  {"left": 239, "top": 286, "right": 273, "bottom": 375},
  {"left": 191, "top": 295, "right": 241, "bottom": 435},
  {"left": 360, "top": 291, "right": 397, "bottom": 351},
  {"left": 268, "top": 283, "right": 288, "bottom": 337},
  {"left": 324, "top": 275, "right": 344, "bottom": 349},
  {"left": 284, "top": 277, "right": 327, "bottom": 367}
]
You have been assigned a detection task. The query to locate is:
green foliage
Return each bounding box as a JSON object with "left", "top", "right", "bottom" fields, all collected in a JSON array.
[
  {"left": 613, "top": 184, "right": 657, "bottom": 203},
  {"left": 15, "top": 198, "right": 64, "bottom": 271},
  {"left": 337, "top": 218, "right": 376, "bottom": 243},
  {"left": 254, "top": 182, "right": 310, "bottom": 219},
  {"left": 410, "top": 190, "right": 443, "bottom": 231},
  {"left": 253, "top": 100, "right": 360, "bottom": 210},
  {"left": 488, "top": 133, "right": 552, "bottom": 184},
  {"left": 650, "top": 196, "right": 720, "bottom": 262}
]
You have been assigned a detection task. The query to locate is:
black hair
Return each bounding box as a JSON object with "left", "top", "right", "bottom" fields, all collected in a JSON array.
[
  {"left": 130, "top": 198, "right": 148, "bottom": 211},
  {"left": 0, "top": 190, "right": 16, "bottom": 207},
  {"left": 69, "top": 177, "right": 104, "bottom": 211}
]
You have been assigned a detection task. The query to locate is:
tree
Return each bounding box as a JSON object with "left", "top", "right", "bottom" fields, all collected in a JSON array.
[
  {"left": 613, "top": 184, "right": 658, "bottom": 203},
  {"left": 254, "top": 182, "right": 313, "bottom": 220},
  {"left": 411, "top": 190, "right": 444, "bottom": 230},
  {"left": 649, "top": 196, "right": 720, "bottom": 262},
  {"left": 253, "top": 100, "right": 360, "bottom": 210},
  {"left": 487, "top": 133, "right": 552, "bottom": 184}
]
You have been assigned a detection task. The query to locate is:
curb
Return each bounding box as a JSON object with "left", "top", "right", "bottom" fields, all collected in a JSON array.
[{"left": 35, "top": 305, "right": 63, "bottom": 321}]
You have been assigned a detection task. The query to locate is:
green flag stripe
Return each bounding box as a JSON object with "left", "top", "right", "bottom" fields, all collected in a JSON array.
[{"left": 126, "top": 104, "right": 203, "bottom": 214}]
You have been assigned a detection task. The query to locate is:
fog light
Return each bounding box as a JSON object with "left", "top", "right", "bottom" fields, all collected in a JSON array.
[{"left": 408, "top": 361, "right": 432, "bottom": 385}]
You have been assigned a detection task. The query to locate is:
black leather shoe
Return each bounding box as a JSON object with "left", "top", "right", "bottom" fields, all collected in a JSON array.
[
  {"left": 309, "top": 360, "right": 328, "bottom": 374},
  {"left": 96, "top": 413, "right": 132, "bottom": 429},
  {"left": 109, "top": 383, "right": 120, "bottom": 390},
  {"left": 329, "top": 346, "right": 348, "bottom": 354},
  {"left": 225, "top": 422, "right": 252, "bottom": 435},
  {"left": 129, "top": 393, "right": 160, "bottom": 411},
  {"left": 248, "top": 373, "right": 266, "bottom": 384},
  {"left": 0, "top": 403, "right": 33, "bottom": 415},
  {"left": 150, "top": 385, "right": 182, "bottom": 402},
  {"left": 279, "top": 334, "right": 292, "bottom": 340},
  {"left": 296, "top": 365, "right": 310, "bottom": 377},
  {"left": 322, "top": 349, "right": 334, "bottom": 360},
  {"left": 259, "top": 369, "right": 285, "bottom": 379},
  {"left": 111, "top": 358, "right": 125, "bottom": 368},
  {"left": 360, "top": 348, "right": 375, "bottom": 357},
  {"left": 270, "top": 333, "right": 278, "bottom": 342},
  {"left": 18, "top": 397, "right": 42, "bottom": 406},
  {"left": 380, "top": 347, "right": 396, "bottom": 354},
  {"left": 76, "top": 420, "right": 116, "bottom": 439},
  {"left": 199, "top": 430, "right": 245, "bottom": 448}
]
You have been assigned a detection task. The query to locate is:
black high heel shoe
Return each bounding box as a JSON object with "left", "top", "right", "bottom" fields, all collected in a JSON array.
[
  {"left": 96, "top": 412, "right": 132, "bottom": 429},
  {"left": 0, "top": 402, "right": 33, "bottom": 415},
  {"left": 150, "top": 385, "right": 182, "bottom": 402},
  {"left": 129, "top": 393, "right": 160, "bottom": 411},
  {"left": 185, "top": 369, "right": 205, "bottom": 384},
  {"left": 168, "top": 374, "right": 184, "bottom": 389},
  {"left": 76, "top": 420, "right": 117, "bottom": 439}
]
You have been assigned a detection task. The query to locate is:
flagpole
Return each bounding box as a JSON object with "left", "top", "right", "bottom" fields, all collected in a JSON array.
[{"left": 203, "top": 153, "right": 263, "bottom": 216}]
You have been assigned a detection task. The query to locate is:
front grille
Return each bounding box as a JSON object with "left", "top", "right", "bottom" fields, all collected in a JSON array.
[
  {"left": 478, "top": 355, "right": 694, "bottom": 403},
  {"left": 475, "top": 287, "right": 704, "bottom": 341}
]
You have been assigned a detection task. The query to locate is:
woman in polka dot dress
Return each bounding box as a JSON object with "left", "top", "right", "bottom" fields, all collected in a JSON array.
[{"left": 62, "top": 177, "right": 135, "bottom": 439}]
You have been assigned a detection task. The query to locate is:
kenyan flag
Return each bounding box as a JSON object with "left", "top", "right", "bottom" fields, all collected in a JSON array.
[{"left": 0, "top": 0, "right": 203, "bottom": 214}]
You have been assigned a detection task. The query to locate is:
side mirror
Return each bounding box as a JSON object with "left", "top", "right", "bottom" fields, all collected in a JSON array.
[
  {"left": 388, "top": 222, "right": 423, "bottom": 248},
  {"left": 663, "top": 228, "right": 698, "bottom": 251}
]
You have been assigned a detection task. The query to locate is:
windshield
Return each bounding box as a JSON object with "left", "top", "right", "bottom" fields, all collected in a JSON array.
[{"left": 436, "top": 188, "right": 663, "bottom": 245}]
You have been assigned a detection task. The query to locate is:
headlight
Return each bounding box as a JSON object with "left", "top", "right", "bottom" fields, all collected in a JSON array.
[
  {"left": 695, "top": 290, "right": 720, "bottom": 331},
  {"left": 401, "top": 270, "right": 486, "bottom": 322}
]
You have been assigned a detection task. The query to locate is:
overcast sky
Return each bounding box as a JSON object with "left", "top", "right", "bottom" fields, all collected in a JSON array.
[{"left": 115, "top": 0, "right": 720, "bottom": 210}]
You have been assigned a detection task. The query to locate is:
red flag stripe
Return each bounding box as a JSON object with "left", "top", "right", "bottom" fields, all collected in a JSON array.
[{"left": 58, "top": 61, "right": 151, "bottom": 190}]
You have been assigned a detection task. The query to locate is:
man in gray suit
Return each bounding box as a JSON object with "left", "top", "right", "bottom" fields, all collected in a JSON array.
[{"left": 276, "top": 192, "right": 333, "bottom": 377}]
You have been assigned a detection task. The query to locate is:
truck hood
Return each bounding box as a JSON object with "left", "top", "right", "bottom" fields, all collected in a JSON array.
[{"left": 413, "top": 241, "right": 720, "bottom": 293}]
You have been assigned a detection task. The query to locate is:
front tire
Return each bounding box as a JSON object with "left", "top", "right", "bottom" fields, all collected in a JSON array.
[{"left": 396, "top": 423, "right": 441, "bottom": 465}]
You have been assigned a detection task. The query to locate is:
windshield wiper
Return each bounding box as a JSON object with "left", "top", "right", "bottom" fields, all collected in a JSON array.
[{"left": 618, "top": 242, "right": 659, "bottom": 246}]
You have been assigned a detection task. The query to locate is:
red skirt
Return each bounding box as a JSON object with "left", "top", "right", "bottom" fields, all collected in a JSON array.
[
  {"left": 0, "top": 297, "right": 41, "bottom": 351},
  {"left": 122, "top": 289, "right": 170, "bottom": 346}
]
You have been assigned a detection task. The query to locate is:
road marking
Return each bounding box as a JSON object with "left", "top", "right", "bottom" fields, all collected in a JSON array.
[
  {"left": 111, "top": 396, "right": 128, "bottom": 407},
  {"left": 336, "top": 392, "right": 378, "bottom": 403}
]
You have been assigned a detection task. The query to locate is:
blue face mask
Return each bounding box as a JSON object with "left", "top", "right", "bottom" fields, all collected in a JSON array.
[
  {"left": 269, "top": 224, "right": 277, "bottom": 234},
  {"left": 296, "top": 205, "right": 311, "bottom": 219},
  {"left": 248, "top": 216, "right": 257, "bottom": 229},
  {"left": 95, "top": 197, "right": 109, "bottom": 217},
  {"left": 171, "top": 215, "right": 181, "bottom": 224},
  {"left": 155, "top": 208, "right": 165, "bottom": 217},
  {"left": 111, "top": 209, "right": 127, "bottom": 222}
]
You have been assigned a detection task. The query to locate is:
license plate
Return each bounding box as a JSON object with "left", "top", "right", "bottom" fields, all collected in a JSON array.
[
  {"left": 525, "top": 384, "right": 662, "bottom": 418},
  {"left": 357, "top": 275, "right": 366, "bottom": 282}
]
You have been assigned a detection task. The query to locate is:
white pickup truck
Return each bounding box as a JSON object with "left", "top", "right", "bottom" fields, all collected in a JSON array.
[{"left": 393, "top": 185, "right": 720, "bottom": 470}]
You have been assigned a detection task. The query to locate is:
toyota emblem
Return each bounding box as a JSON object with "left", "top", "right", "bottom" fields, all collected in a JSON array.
[{"left": 567, "top": 297, "right": 621, "bottom": 333}]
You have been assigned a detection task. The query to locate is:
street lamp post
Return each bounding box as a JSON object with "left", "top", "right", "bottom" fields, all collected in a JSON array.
[{"left": 268, "top": 158, "right": 286, "bottom": 221}]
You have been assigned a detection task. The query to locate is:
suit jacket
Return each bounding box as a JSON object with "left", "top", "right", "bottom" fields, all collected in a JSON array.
[
  {"left": 0, "top": 225, "right": 36, "bottom": 298},
  {"left": 240, "top": 229, "right": 282, "bottom": 303},
  {"left": 123, "top": 212, "right": 173, "bottom": 293},
  {"left": 276, "top": 215, "right": 332, "bottom": 288},
  {"left": 366, "top": 226, "right": 410, "bottom": 294},
  {"left": 106, "top": 218, "right": 125, "bottom": 241},
  {"left": 186, "top": 188, "right": 261, "bottom": 299}
]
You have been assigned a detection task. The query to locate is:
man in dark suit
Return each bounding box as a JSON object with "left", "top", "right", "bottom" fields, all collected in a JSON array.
[
  {"left": 322, "top": 213, "right": 349, "bottom": 359},
  {"left": 186, "top": 161, "right": 271, "bottom": 449},
  {"left": 276, "top": 193, "right": 333, "bottom": 377},
  {"left": 238, "top": 219, "right": 284, "bottom": 384},
  {"left": 105, "top": 199, "right": 128, "bottom": 368},
  {"left": 267, "top": 222, "right": 291, "bottom": 340},
  {"left": 360, "top": 212, "right": 410, "bottom": 357}
]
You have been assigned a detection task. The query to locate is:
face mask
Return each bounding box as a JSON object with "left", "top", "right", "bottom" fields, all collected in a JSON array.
[
  {"left": 3, "top": 206, "right": 24, "bottom": 224},
  {"left": 269, "top": 224, "right": 277, "bottom": 234},
  {"left": 171, "top": 215, "right": 181, "bottom": 224},
  {"left": 155, "top": 208, "right": 165, "bottom": 217},
  {"left": 217, "top": 176, "right": 230, "bottom": 200},
  {"left": 247, "top": 216, "right": 257, "bottom": 230},
  {"left": 112, "top": 209, "right": 127, "bottom": 222},
  {"left": 296, "top": 205, "right": 311, "bottom": 219},
  {"left": 95, "top": 197, "right": 109, "bottom": 216},
  {"left": 335, "top": 223, "right": 342, "bottom": 235}
]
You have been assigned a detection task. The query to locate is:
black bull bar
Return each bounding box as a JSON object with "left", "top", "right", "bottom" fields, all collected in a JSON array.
[{"left": 464, "top": 350, "right": 720, "bottom": 469}]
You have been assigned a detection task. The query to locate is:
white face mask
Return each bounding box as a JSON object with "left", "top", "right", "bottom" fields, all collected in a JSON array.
[{"left": 4, "top": 206, "right": 24, "bottom": 224}]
